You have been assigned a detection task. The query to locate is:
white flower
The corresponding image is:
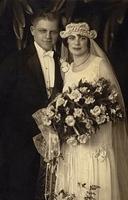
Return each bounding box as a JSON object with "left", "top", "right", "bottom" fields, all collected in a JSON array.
[
  {"left": 63, "top": 100, "right": 68, "bottom": 107},
  {"left": 66, "top": 107, "right": 70, "bottom": 114},
  {"left": 60, "top": 59, "right": 70, "bottom": 73},
  {"left": 67, "top": 136, "right": 78, "bottom": 146},
  {"left": 100, "top": 105, "right": 106, "bottom": 113},
  {"left": 68, "top": 89, "right": 82, "bottom": 102},
  {"left": 118, "top": 113, "right": 123, "bottom": 118},
  {"left": 115, "top": 105, "right": 121, "bottom": 111},
  {"left": 108, "top": 90, "right": 118, "bottom": 101},
  {"left": 110, "top": 108, "right": 116, "bottom": 114},
  {"left": 56, "top": 97, "right": 65, "bottom": 108},
  {"left": 73, "top": 108, "right": 83, "bottom": 118},
  {"left": 96, "top": 115, "right": 106, "bottom": 124},
  {"left": 79, "top": 87, "right": 88, "bottom": 93},
  {"left": 46, "top": 106, "right": 54, "bottom": 118},
  {"left": 95, "top": 86, "right": 102, "bottom": 93},
  {"left": 77, "top": 134, "right": 90, "bottom": 144},
  {"left": 82, "top": 118, "right": 93, "bottom": 129},
  {"left": 84, "top": 96, "right": 95, "bottom": 104},
  {"left": 55, "top": 113, "right": 61, "bottom": 122},
  {"left": 65, "top": 115, "right": 75, "bottom": 126},
  {"left": 90, "top": 106, "right": 101, "bottom": 116},
  {"left": 85, "top": 121, "right": 92, "bottom": 129}
]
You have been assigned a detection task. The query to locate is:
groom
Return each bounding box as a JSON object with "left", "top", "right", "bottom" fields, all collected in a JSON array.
[{"left": 0, "top": 10, "right": 63, "bottom": 200}]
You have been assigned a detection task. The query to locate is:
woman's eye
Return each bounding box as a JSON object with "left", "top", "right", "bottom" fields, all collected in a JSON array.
[
  {"left": 68, "top": 36, "right": 75, "bottom": 40},
  {"left": 80, "top": 36, "right": 86, "bottom": 40}
]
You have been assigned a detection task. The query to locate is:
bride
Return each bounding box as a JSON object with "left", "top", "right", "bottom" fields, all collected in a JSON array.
[
  {"left": 54, "top": 21, "right": 128, "bottom": 200},
  {"left": 33, "top": 21, "right": 128, "bottom": 200}
]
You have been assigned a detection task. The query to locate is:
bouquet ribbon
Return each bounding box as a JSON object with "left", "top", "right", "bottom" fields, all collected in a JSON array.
[
  {"left": 33, "top": 124, "right": 60, "bottom": 162},
  {"left": 33, "top": 109, "right": 60, "bottom": 199}
]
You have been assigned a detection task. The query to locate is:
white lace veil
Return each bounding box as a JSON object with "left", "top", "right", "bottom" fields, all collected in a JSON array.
[
  {"left": 60, "top": 27, "right": 128, "bottom": 199},
  {"left": 89, "top": 39, "right": 128, "bottom": 199}
]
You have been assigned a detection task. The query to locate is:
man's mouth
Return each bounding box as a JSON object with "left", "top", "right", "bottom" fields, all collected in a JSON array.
[{"left": 44, "top": 40, "right": 52, "bottom": 43}]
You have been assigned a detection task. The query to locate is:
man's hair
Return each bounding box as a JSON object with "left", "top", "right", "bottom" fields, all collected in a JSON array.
[{"left": 31, "top": 9, "right": 60, "bottom": 26}]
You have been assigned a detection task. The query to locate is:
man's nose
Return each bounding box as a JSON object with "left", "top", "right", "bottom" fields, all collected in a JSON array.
[{"left": 46, "top": 31, "right": 51, "bottom": 39}]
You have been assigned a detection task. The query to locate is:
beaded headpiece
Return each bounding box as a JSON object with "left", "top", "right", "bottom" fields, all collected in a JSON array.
[{"left": 60, "top": 22, "right": 97, "bottom": 39}]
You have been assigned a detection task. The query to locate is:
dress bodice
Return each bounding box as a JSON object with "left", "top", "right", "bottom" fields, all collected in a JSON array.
[
  {"left": 63, "top": 55, "right": 102, "bottom": 92},
  {"left": 63, "top": 55, "right": 113, "bottom": 149}
]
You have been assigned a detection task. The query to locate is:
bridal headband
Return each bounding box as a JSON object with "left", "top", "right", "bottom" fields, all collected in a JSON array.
[{"left": 60, "top": 22, "right": 97, "bottom": 39}]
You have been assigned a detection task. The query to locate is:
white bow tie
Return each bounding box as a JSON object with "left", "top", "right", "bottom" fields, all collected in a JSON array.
[{"left": 43, "top": 51, "right": 54, "bottom": 58}]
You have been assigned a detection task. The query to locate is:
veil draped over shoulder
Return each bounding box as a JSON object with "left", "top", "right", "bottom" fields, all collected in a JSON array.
[{"left": 61, "top": 38, "right": 128, "bottom": 199}]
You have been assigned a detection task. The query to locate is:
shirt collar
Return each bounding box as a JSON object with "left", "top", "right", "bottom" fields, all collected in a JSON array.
[{"left": 34, "top": 41, "right": 54, "bottom": 57}]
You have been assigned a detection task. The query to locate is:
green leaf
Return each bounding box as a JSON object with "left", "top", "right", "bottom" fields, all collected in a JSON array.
[
  {"left": 13, "top": 0, "right": 25, "bottom": 28},
  {"left": 52, "top": 0, "right": 66, "bottom": 12},
  {"left": 21, "top": 0, "right": 33, "bottom": 15},
  {"left": 13, "top": 17, "right": 24, "bottom": 40}
]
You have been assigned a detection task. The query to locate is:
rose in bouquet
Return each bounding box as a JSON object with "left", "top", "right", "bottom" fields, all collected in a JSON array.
[{"left": 34, "top": 78, "right": 124, "bottom": 146}]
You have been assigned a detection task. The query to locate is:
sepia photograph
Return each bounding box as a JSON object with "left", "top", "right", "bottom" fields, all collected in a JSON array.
[{"left": 0, "top": 0, "right": 128, "bottom": 200}]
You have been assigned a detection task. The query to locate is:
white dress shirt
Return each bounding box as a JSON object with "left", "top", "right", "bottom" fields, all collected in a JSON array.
[{"left": 34, "top": 42, "right": 55, "bottom": 97}]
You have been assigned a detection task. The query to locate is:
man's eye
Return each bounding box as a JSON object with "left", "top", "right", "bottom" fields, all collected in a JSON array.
[{"left": 38, "top": 29, "right": 46, "bottom": 33}]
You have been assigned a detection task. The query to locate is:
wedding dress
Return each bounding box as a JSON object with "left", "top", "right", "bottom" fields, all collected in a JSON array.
[{"left": 54, "top": 55, "right": 127, "bottom": 200}]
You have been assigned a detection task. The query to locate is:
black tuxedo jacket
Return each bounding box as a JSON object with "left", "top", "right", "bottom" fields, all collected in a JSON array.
[{"left": 0, "top": 44, "right": 63, "bottom": 153}]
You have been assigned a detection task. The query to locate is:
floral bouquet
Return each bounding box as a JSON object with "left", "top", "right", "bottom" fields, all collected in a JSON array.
[
  {"left": 33, "top": 77, "right": 124, "bottom": 147},
  {"left": 32, "top": 77, "right": 124, "bottom": 200}
]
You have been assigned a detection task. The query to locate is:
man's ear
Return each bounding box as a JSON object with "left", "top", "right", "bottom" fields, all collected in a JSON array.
[{"left": 30, "top": 26, "right": 34, "bottom": 36}]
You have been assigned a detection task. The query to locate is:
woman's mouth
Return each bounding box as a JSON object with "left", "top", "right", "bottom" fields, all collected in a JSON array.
[{"left": 73, "top": 47, "right": 81, "bottom": 50}]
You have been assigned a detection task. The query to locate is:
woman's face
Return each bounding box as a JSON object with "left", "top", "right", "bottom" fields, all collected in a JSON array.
[{"left": 67, "top": 34, "right": 89, "bottom": 57}]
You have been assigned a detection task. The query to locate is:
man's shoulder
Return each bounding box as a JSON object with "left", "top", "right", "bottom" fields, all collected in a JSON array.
[
  {"left": 22, "top": 43, "right": 37, "bottom": 57},
  {"left": 3, "top": 44, "right": 36, "bottom": 64}
]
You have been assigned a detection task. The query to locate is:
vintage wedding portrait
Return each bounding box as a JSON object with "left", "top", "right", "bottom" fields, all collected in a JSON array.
[{"left": 0, "top": 1, "right": 128, "bottom": 200}]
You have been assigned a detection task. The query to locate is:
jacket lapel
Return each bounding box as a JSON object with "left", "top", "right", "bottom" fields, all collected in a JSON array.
[
  {"left": 49, "top": 52, "right": 63, "bottom": 102},
  {"left": 24, "top": 44, "right": 63, "bottom": 102},
  {"left": 24, "top": 44, "right": 48, "bottom": 99}
]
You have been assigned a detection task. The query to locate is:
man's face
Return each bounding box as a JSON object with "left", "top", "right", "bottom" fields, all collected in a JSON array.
[{"left": 30, "top": 18, "right": 59, "bottom": 51}]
